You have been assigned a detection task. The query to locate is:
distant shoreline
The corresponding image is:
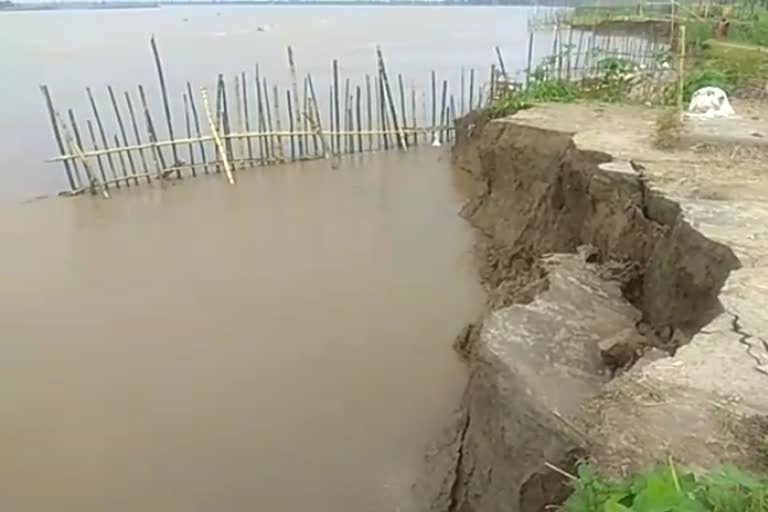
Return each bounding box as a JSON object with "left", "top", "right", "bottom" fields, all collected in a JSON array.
[{"left": 0, "top": 0, "right": 538, "bottom": 12}]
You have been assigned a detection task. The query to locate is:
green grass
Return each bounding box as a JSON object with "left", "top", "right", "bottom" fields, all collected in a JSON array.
[
  {"left": 563, "top": 462, "right": 768, "bottom": 512},
  {"left": 684, "top": 40, "right": 768, "bottom": 100}
]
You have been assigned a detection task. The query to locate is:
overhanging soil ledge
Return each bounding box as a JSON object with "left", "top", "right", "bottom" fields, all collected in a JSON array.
[{"left": 422, "top": 103, "right": 768, "bottom": 512}]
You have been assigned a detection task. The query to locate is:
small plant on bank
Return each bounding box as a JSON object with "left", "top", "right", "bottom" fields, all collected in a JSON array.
[{"left": 562, "top": 461, "right": 768, "bottom": 512}]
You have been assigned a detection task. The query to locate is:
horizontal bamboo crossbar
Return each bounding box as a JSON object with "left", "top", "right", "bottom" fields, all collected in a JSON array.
[{"left": 47, "top": 126, "right": 455, "bottom": 163}]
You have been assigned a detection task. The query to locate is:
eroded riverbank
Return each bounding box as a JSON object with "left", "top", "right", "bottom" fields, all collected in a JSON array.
[
  {"left": 0, "top": 149, "right": 485, "bottom": 512},
  {"left": 425, "top": 103, "right": 768, "bottom": 512}
]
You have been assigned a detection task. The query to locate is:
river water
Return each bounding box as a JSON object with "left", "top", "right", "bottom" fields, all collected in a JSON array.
[
  {"left": 0, "top": 5, "right": 551, "bottom": 202},
  {"left": 0, "top": 148, "right": 485, "bottom": 511}
]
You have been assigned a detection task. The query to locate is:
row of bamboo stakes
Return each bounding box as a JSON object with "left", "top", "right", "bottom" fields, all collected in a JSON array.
[
  {"left": 42, "top": 39, "right": 500, "bottom": 198},
  {"left": 42, "top": 28, "right": 672, "bottom": 198}
]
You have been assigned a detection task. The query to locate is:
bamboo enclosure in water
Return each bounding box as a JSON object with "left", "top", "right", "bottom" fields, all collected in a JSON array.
[
  {"left": 42, "top": 26, "right": 670, "bottom": 197},
  {"left": 41, "top": 38, "right": 498, "bottom": 197}
]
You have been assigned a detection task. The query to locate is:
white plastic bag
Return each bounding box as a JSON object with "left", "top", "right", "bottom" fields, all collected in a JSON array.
[{"left": 687, "top": 87, "right": 736, "bottom": 118}]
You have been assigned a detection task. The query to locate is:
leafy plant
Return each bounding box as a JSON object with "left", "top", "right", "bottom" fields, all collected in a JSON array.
[
  {"left": 683, "top": 68, "right": 736, "bottom": 102},
  {"left": 562, "top": 461, "right": 768, "bottom": 512}
]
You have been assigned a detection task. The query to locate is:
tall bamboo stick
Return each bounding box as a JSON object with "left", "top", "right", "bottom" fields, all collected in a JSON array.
[
  {"left": 366, "top": 74, "right": 373, "bottom": 151},
  {"left": 150, "top": 36, "right": 179, "bottom": 168},
  {"left": 86, "top": 87, "right": 120, "bottom": 187},
  {"left": 333, "top": 59, "right": 341, "bottom": 155},
  {"left": 58, "top": 112, "right": 106, "bottom": 197},
  {"left": 469, "top": 68, "right": 475, "bottom": 112},
  {"left": 138, "top": 84, "right": 165, "bottom": 177},
  {"left": 495, "top": 46, "right": 507, "bottom": 78},
  {"left": 430, "top": 70, "right": 437, "bottom": 143},
  {"left": 355, "top": 85, "right": 362, "bottom": 153},
  {"left": 107, "top": 85, "right": 139, "bottom": 184},
  {"left": 460, "top": 67, "right": 465, "bottom": 115},
  {"left": 241, "top": 71, "right": 254, "bottom": 164},
  {"left": 439, "top": 79, "right": 448, "bottom": 143},
  {"left": 186, "top": 81, "right": 208, "bottom": 174},
  {"left": 255, "top": 64, "right": 267, "bottom": 165},
  {"left": 287, "top": 46, "right": 304, "bottom": 158},
  {"left": 287, "top": 89, "right": 296, "bottom": 161},
  {"left": 306, "top": 73, "right": 329, "bottom": 160},
  {"left": 234, "top": 74, "right": 246, "bottom": 168},
  {"left": 124, "top": 91, "right": 151, "bottom": 182},
  {"left": 40, "top": 85, "right": 76, "bottom": 191},
  {"left": 377, "top": 75, "right": 388, "bottom": 150},
  {"left": 397, "top": 73, "right": 407, "bottom": 148},
  {"left": 272, "top": 84, "right": 284, "bottom": 162},
  {"left": 376, "top": 47, "right": 405, "bottom": 150},
  {"left": 183, "top": 93, "right": 196, "bottom": 177},
  {"left": 526, "top": 31, "right": 535, "bottom": 89},
  {"left": 344, "top": 78, "right": 351, "bottom": 153},
  {"left": 410, "top": 84, "right": 417, "bottom": 147},
  {"left": 67, "top": 108, "right": 89, "bottom": 188},
  {"left": 201, "top": 88, "right": 235, "bottom": 185}
]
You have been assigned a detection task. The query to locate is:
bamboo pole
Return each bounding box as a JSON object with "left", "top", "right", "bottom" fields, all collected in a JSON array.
[
  {"left": 107, "top": 86, "right": 139, "bottom": 184},
  {"left": 460, "top": 67, "right": 465, "bottom": 115},
  {"left": 355, "top": 85, "right": 363, "bottom": 153},
  {"left": 183, "top": 93, "right": 197, "bottom": 177},
  {"left": 57, "top": 112, "right": 107, "bottom": 197},
  {"left": 124, "top": 91, "right": 151, "bottom": 182},
  {"left": 566, "top": 26, "right": 574, "bottom": 81},
  {"left": 255, "top": 64, "right": 267, "bottom": 166},
  {"left": 201, "top": 88, "right": 235, "bottom": 185},
  {"left": 67, "top": 109, "right": 93, "bottom": 188},
  {"left": 377, "top": 75, "right": 388, "bottom": 150},
  {"left": 677, "top": 25, "right": 686, "bottom": 114},
  {"left": 287, "top": 89, "right": 296, "bottom": 161},
  {"left": 439, "top": 79, "right": 448, "bottom": 143},
  {"left": 287, "top": 46, "right": 304, "bottom": 158},
  {"left": 263, "top": 77, "right": 275, "bottom": 162},
  {"left": 333, "top": 59, "right": 341, "bottom": 155},
  {"left": 376, "top": 47, "right": 405, "bottom": 151},
  {"left": 186, "top": 81, "right": 208, "bottom": 174},
  {"left": 241, "top": 71, "right": 254, "bottom": 165},
  {"left": 306, "top": 73, "right": 329, "bottom": 160},
  {"left": 40, "top": 85, "right": 77, "bottom": 191},
  {"left": 220, "top": 75, "right": 235, "bottom": 168},
  {"left": 234, "top": 75, "right": 245, "bottom": 168},
  {"left": 574, "top": 31, "right": 585, "bottom": 81},
  {"left": 366, "top": 74, "right": 373, "bottom": 151},
  {"left": 397, "top": 73, "right": 407, "bottom": 148},
  {"left": 495, "top": 46, "right": 507, "bottom": 78},
  {"left": 489, "top": 65, "right": 496, "bottom": 105},
  {"left": 329, "top": 84, "right": 335, "bottom": 155},
  {"left": 87, "top": 87, "right": 120, "bottom": 187},
  {"left": 150, "top": 36, "right": 179, "bottom": 168},
  {"left": 526, "top": 31, "right": 535, "bottom": 89},
  {"left": 410, "top": 84, "right": 417, "bottom": 147},
  {"left": 272, "top": 84, "right": 284, "bottom": 162},
  {"left": 85, "top": 120, "right": 109, "bottom": 187},
  {"left": 344, "top": 78, "right": 351, "bottom": 153},
  {"left": 469, "top": 68, "right": 475, "bottom": 113},
  {"left": 304, "top": 76, "right": 317, "bottom": 157},
  {"left": 138, "top": 84, "right": 165, "bottom": 178},
  {"left": 430, "top": 70, "right": 437, "bottom": 143}
]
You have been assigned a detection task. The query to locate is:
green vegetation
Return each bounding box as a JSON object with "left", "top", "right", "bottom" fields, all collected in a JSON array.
[
  {"left": 488, "top": 57, "right": 660, "bottom": 119},
  {"left": 683, "top": 40, "right": 768, "bottom": 100},
  {"left": 563, "top": 462, "right": 768, "bottom": 512}
]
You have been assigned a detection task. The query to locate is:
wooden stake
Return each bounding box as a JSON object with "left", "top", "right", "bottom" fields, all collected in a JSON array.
[
  {"left": 469, "top": 68, "right": 475, "bottom": 111},
  {"left": 431, "top": 70, "right": 437, "bottom": 143},
  {"left": 241, "top": 71, "right": 254, "bottom": 164},
  {"left": 439, "top": 79, "right": 448, "bottom": 142},
  {"left": 355, "top": 85, "right": 362, "bottom": 153},
  {"left": 124, "top": 91, "right": 151, "bottom": 182},
  {"left": 526, "top": 31, "right": 535, "bottom": 89},
  {"left": 201, "top": 88, "right": 235, "bottom": 184},
  {"left": 366, "top": 74, "right": 373, "bottom": 151},
  {"left": 263, "top": 77, "right": 275, "bottom": 162},
  {"left": 57, "top": 112, "right": 106, "bottom": 197},
  {"left": 255, "top": 65, "right": 267, "bottom": 165},
  {"left": 410, "top": 84, "right": 417, "bottom": 147},
  {"left": 398, "top": 73, "right": 407, "bottom": 148},
  {"left": 306, "top": 73, "right": 329, "bottom": 160},
  {"left": 67, "top": 109, "right": 90, "bottom": 188},
  {"left": 40, "top": 85, "right": 77, "bottom": 191},
  {"left": 333, "top": 59, "right": 341, "bottom": 155},
  {"left": 150, "top": 36, "right": 179, "bottom": 167},
  {"left": 186, "top": 82, "right": 208, "bottom": 174},
  {"left": 287, "top": 89, "right": 296, "bottom": 161},
  {"left": 460, "top": 67, "right": 466, "bottom": 115},
  {"left": 495, "top": 46, "right": 507, "bottom": 78},
  {"left": 376, "top": 47, "right": 405, "bottom": 150},
  {"left": 378, "top": 75, "right": 388, "bottom": 150},
  {"left": 272, "top": 84, "right": 284, "bottom": 162},
  {"left": 108, "top": 85, "right": 139, "bottom": 184},
  {"left": 183, "top": 93, "right": 196, "bottom": 177},
  {"left": 138, "top": 84, "right": 165, "bottom": 178},
  {"left": 86, "top": 87, "right": 120, "bottom": 187},
  {"left": 344, "top": 78, "right": 351, "bottom": 153},
  {"left": 287, "top": 46, "right": 304, "bottom": 158},
  {"left": 234, "top": 74, "right": 245, "bottom": 168}
]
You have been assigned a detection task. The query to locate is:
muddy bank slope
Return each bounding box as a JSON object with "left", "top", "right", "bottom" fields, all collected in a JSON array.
[{"left": 425, "top": 104, "right": 768, "bottom": 512}]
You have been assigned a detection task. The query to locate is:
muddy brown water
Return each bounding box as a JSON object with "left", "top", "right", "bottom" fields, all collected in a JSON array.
[{"left": 0, "top": 149, "right": 484, "bottom": 512}]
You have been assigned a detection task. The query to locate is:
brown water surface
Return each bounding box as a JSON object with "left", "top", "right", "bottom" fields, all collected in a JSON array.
[{"left": 0, "top": 149, "right": 484, "bottom": 512}]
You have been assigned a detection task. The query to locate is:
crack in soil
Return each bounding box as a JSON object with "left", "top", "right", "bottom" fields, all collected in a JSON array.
[{"left": 729, "top": 311, "right": 768, "bottom": 375}]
